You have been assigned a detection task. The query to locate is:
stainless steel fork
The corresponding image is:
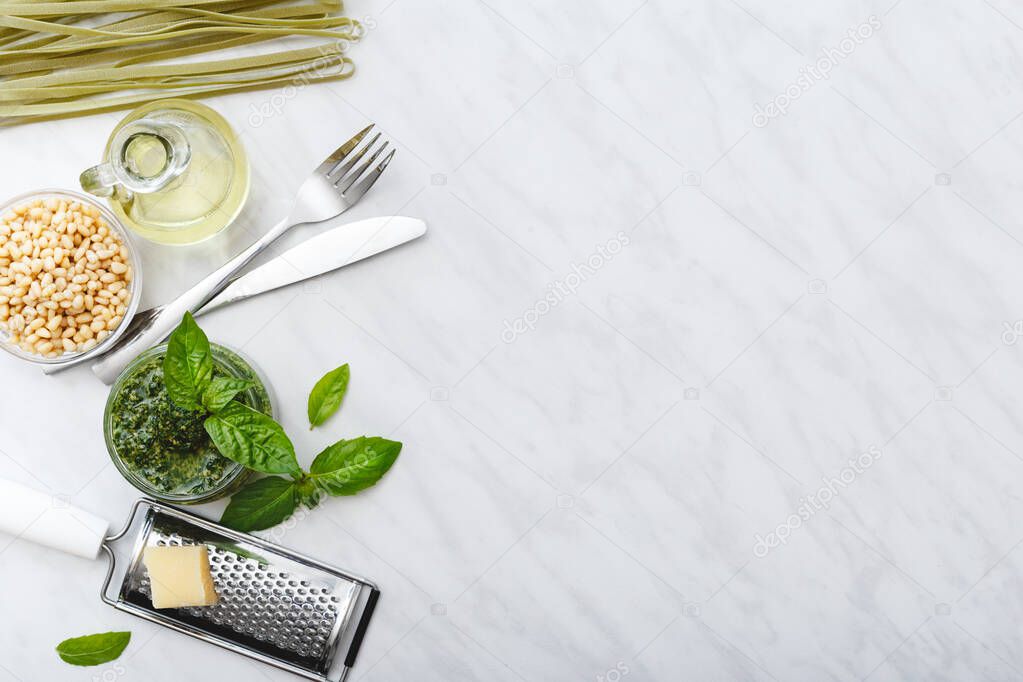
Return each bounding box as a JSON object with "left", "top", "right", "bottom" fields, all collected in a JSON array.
[{"left": 90, "top": 124, "right": 394, "bottom": 384}]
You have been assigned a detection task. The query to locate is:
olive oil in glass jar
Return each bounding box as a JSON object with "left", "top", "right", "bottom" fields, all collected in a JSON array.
[{"left": 80, "top": 99, "right": 249, "bottom": 245}]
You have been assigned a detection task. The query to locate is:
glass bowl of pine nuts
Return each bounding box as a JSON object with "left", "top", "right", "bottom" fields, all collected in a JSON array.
[{"left": 0, "top": 189, "right": 142, "bottom": 364}]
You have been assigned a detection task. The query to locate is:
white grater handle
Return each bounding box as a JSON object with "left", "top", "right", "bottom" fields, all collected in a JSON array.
[{"left": 0, "top": 477, "right": 108, "bottom": 560}]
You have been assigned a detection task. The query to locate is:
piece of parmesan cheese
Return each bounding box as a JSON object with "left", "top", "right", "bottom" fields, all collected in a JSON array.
[{"left": 143, "top": 545, "right": 219, "bottom": 609}]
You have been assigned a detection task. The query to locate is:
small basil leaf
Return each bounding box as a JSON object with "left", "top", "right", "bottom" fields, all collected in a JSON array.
[
  {"left": 307, "top": 364, "right": 350, "bottom": 428},
  {"left": 56, "top": 631, "right": 131, "bottom": 667},
  {"left": 204, "top": 401, "right": 301, "bottom": 476},
  {"left": 163, "top": 312, "right": 213, "bottom": 411},
  {"left": 220, "top": 477, "right": 298, "bottom": 532},
  {"left": 308, "top": 436, "right": 402, "bottom": 496},
  {"left": 202, "top": 377, "right": 254, "bottom": 413}
]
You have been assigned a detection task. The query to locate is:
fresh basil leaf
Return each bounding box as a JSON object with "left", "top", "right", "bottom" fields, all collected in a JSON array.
[
  {"left": 308, "top": 436, "right": 401, "bottom": 495},
  {"left": 202, "top": 377, "right": 254, "bottom": 413},
  {"left": 220, "top": 477, "right": 299, "bottom": 531},
  {"left": 56, "top": 632, "right": 131, "bottom": 667},
  {"left": 163, "top": 312, "right": 213, "bottom": 411},
  {"left": 307, "top": 364, "right": 350, "bottom": 428},
  {"left": 204, "top": 401, "right": 301, "bottom": 476}
]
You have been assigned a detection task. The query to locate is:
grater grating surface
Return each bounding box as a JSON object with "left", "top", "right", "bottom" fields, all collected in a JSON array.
[{"left": 101, "top": 500, "right": 379, "bottom": 682}]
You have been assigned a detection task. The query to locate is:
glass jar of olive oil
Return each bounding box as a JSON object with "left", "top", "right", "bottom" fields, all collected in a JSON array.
[{"left": 80, "top": 99, "right": 249, "bottom": 245}]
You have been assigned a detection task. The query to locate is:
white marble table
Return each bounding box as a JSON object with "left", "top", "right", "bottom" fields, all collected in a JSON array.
[{"left": 3, "top": 0, "right": 1023, "bottom": 679}]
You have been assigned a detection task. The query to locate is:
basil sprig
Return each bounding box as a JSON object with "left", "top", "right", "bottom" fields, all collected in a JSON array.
[
  {"left": 221, "top": 436, "right": 402, "bottom": 530},
  {"left": 219, "top": 366, "right": 401, "bottom": 531},
  {"left": 163, "top": 313, "right": 302, "bottom": 477},
  {"left": 56, "top": 631, "right": 131, "bottom": 667},
  {"left": 161, "top": 314, "right": 402, "bottom": 532}
]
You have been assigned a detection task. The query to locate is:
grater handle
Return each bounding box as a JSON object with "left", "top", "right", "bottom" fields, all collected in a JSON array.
[
  {"left": 0, "top": 477, "right": 108, "bottom": 560},
  {"left": 344, "top": 587, "right": 380, "bottom": 669}
]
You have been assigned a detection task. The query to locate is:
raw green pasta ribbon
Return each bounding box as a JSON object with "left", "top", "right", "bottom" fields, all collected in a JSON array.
[{"left": 0, "top": 0, "right": 363, "bottom": 123}]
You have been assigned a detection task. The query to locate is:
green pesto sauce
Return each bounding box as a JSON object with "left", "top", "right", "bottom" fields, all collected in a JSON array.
[{"left": 108, "top": 352, "right": 262, "bottom": 496}]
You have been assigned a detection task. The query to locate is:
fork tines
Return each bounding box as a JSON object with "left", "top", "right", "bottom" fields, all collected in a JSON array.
[{"left": 320, "top": 124, "right": 396, "bottom": 203}]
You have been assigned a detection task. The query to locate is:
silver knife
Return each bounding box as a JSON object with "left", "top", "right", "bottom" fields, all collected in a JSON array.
[
  {"left": 201, "top": 215, "right": 425, "bottom": 314},
  {"left": 42, "top": 216, "right": 426, "bottom": 375}
]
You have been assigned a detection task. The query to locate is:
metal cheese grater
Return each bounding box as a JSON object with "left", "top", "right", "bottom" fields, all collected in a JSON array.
[
  {"left": 101, "top": 500, "right": 380, "bottom": 681},
  {"left": 0, "top": 478, "right": 379, "bottom": 682}
]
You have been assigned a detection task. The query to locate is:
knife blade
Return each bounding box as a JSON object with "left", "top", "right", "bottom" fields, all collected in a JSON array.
[
  {"left": 199, "top": 215, "right": 426, "bottom": 315},
  {"left": 41, "top": 216, "right": 426, "bottom": 375}
]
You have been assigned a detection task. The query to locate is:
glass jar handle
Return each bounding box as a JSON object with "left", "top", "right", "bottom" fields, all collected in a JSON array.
[{"left": 80, "top": 162, "right": 130, "bottom": 201}]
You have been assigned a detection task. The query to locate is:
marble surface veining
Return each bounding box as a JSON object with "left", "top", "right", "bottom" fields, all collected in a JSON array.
[{"left": 2, "top": 0, "right": 1023, "bottom": 680}]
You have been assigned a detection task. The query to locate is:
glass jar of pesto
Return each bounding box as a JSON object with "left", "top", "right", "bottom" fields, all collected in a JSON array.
[{"left": 103, "top": 343, "right": 272, "bottom": 504}]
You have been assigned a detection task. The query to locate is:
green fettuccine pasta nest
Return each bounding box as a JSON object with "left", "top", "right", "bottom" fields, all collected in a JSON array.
[{"left": 0, "top": 0, "right": 362, "bottom": 122}]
